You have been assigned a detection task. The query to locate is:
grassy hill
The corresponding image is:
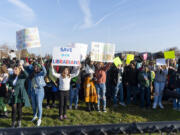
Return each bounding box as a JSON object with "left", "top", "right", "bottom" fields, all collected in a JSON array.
[{"left": 0, "top": 101, "right": 180, "bottom": 128}]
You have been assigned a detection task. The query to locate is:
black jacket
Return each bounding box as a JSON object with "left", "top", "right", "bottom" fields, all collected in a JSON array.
[{"left": 123, "top": 66, "right": 138, "bottom": 86}]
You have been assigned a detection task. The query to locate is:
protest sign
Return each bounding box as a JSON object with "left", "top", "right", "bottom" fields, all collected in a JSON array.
[
  {"left": 16, "top": 27, "right": 41, "bottom": 50},
  {"left": 156, "top": 58, "right": 166, "bottom": 66},
  {"left": 126, "top": 54, "right": 134, "bottom": 64},
  {"left": 68, "top": 43, "right": 88, "bottom": 61},
  {"left": 52, "top": 47, "right": 81, "bottom": 66},
  {"left": 90, "top": 42, "right": 115, "bottom": 62},
  {"left": 143, "top": 53, "right": 148, "bottom": 61},
  {"left": 113, "top": 57, "right": 122, "bottom": 67},
  {"left": 164, "top": 51, "right": 175, "bottom": 59}
]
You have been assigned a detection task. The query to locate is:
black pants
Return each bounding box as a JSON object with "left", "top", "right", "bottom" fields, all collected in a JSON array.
[
  {"left": 12, "top": 103, "right": 22, "bottom": 122},
  {"left": 59, "top": 91, "right": 69, "bottom": 116}
]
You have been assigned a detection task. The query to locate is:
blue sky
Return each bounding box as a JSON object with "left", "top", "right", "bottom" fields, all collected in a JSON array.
[{"left": 0, "top": 0, "right": 180, "bottom": 55}]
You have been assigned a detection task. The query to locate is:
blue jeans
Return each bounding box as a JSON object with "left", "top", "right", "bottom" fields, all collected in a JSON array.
[
  {"left": 95, "top": 83, "right": 106, "bottom": 109},
  {"left": 113, "top": 82, "right": 124, "bottom": 104},
  {"left": 140, "top": 86, "right": 150, "bottom": 108},
  {"left": 31, "top": 88, "right": 44, "bottom": 119},
  {"left": 173, "top": 88, "right": 180, "bottom": 109},
  {"left": 70, "top": 84, "right": 80, "bottom": 107},
  {"left": 153, "top": 82, "right": 165, "bottom": 107},
  {"left": 126, "top": 85, "right": 138, "bottom": 105}
]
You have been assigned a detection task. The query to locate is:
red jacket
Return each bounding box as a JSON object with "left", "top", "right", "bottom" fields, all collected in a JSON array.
[{"left": 94, "top": 63, "right": 111, "bottom": 84}]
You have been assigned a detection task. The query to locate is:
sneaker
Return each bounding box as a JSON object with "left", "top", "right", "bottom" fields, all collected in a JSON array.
[
  {"left": 31, "top": 116, "right": 37, "bottom": 122},
  {"left": 17, "top": 121, "right": 21, "bottom": 128},
  {"left": 59, "top": 115, "right": 63, "bottom": 121},
  {"left": 119, "top": 102, "right": 126, "bottom": 107},
  {"left": 75, "top": 105, "right": 78, "bottom": 110},
  {"left": 11, "top": 122, "right": 16, "bottom": 128},
  {"left": 46, "top": 105, "right": 50, "bottom": 109},
  {"left": 69, "top": 105, "right": 72, "bottom": 110},
  {"left": 4, "top": 112, "right": 8, "bottom": 118},
  {"left": 152, "top": 104, "right": 157, "bottom": 109},
  {"left": 37, "top": 119, "right": 41, "bottom": 127},
  {"left": 103, "top": 108, "right": 107, "bottom": 113},
  {"left": 159, "top": 104, "right": 164, "bottom": 109},
  {"left": 97, "top": 108, "right": 101, "bottom": 112},
  {"left": 63, "top": 115, "right": 67, "bottom": 119}
]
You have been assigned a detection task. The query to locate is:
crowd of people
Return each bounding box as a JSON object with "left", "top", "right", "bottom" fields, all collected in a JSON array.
[{"left": 0, "top": 54, "right": 180, "bottom": 128}]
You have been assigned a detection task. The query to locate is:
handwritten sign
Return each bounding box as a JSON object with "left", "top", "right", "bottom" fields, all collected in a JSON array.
[
  {"left": 113, "top": 57, "right": 122, "bottom": 67},
  {"left": 16, "top": 27, "right": 41, "bottom": 50},
  {"left": 126, "top": 54, "right": 134, "bottom": 64},
  {"left": 68, "top": 43, "right": 88, "bottom": 61},
  {"left": 156, "top": 58, "right": 166, "bottom": 66},
  {"left": 52, "top": 47, "right": 81, "bottom": 66},
  {"left": 90, "top": 42, "right": 115, "bottom": 62},
  {"left": 164, "top": 51, "right": 175, "bottom": 59}
]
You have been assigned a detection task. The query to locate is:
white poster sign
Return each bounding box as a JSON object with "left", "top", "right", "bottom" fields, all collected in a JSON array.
[
  {"left": 68, "top": 43, "right": 88, "bottom": 61},
  {"left": 52, "top": 47, "right": 81, "bottom": 66},
  {"left": 90, "top": 42, "right": 115, "bottom": 62},
  {"left": 16, "top": 27, "right": 41, "bottom": 50},
  {"left": 156, "top": 58, "right": 166, "bottom": 66}
]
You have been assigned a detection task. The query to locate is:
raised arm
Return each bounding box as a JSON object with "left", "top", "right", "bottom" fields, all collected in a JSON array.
[
  {"left": 51, "top": 65, "right": 61, "bottom": 78},
  {"left": 70, "top": 66, "right": 80, "bottom": 78},
  {"left": 39, "top": 65, "right": 47, "bottom": 77}
]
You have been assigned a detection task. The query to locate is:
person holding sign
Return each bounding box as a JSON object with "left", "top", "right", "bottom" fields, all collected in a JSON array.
[
  {"left": 51, "top": 65, "right": 80, "bottom": 121},
  {"left": 29, "top": 60, "right": 47, "bottom": 127},
  {"left": 152, "top": 65, "right": 168, "bottom": 109},
  {"left": 94, "top": 62, "right": 111, "bottom": 112}
]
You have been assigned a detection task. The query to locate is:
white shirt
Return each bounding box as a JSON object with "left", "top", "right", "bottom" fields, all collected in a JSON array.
[{"left": 52, "top": 67, "right": 79, "bottom": 91}]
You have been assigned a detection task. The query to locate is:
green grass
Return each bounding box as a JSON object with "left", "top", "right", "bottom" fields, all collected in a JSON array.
[{"left": 0, "top": 101, "right": 180, "bottom": 128}]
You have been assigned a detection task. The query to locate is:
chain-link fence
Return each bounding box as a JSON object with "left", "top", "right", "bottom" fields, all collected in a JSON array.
[{"left": 0, "top": 121, "right": 180, "bottom": 135}]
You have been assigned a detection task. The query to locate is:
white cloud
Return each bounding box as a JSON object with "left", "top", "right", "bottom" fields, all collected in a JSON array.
[
  {"left": 0, "top": 17, "right": 25, "bottom": 29},
  {"left": 7, "top": 0, "right": 35, "bottom": 21},
  {"left": 78, "top": 0, "right": 93, "bottom": 29}
]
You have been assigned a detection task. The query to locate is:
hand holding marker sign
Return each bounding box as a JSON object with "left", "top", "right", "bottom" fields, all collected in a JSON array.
[
  {"left": 52, "top": 47, "right": 81, "bottom": 66},
  {"left": 16, "top": 27, "right": 41, "bottom": 50}
]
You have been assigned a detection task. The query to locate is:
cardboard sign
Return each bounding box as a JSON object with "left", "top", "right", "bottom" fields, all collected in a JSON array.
[
  {"left": 68, "top": 43, "right": 88, "bottom": 61},
  {"left": 113, "top": 57, "right": 122, "bottom": 67},
  {"left": 126, "top": 54, "right": 134, "bottom": 64},
  {"left": 16, "top": 27, "right": 41, "bottom": 50},
  {"left": 90, "top": 42, "right": 115, "bottom": 62},
  {"left": 164, "top": 51, "right": 175, "bottom": 59},
  {"left": 52, "top": 47, "right": 81, "bottom": 66},
  {"left": 156, "top": 58, "right": 166, "bottom": 66}
]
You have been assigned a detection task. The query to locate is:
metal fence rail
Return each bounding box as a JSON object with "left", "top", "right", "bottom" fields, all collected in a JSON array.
[{"left": 1, "top": 121, "right": 180, "bottom": 135}]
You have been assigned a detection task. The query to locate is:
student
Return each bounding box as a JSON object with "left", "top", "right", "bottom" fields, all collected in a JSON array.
[
  {"left": 84, "top": 73, "right": 98, "bottom": 112},
  {"left": 30, "top": 60, "right": 47, "bottom": 127},
  {"left": 123, "top": 61, "right": 138, "bottom": 105},
  {"left": 94, "top": 62, "right": 111, "bottom": 112},
  {"left": 138, "top": 65, "right": 152, "bottom": 108},
  {"left": 8, "top": 63, "right": 30, "bottom": 128},
  {"left": 69, "top": 75, "right": 81, "bottom": 110},
  {"left": 52, "top": 65, "right": 80, "bottom": 121},
  {"left": 0, "top": 65, "right": 9, "bottom": 117},
  {"left": 113, "top": 63, "right": 126, "bottom": 107},
  {"left": 153, "top": 65, "right": 168, "bottom": 109}
]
